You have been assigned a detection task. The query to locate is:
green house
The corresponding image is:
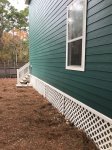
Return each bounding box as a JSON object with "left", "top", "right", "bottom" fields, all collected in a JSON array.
[{"left": 26, "top": 0, "right": 112, "bottom": 149}]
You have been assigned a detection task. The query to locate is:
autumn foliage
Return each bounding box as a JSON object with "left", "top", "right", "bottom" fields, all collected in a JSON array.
[
  {"left": 0, "top": 29, "right": 29, "bottom": 63},
  {"left": 0, "top": 0, "right": 29, "bottom": 64}
]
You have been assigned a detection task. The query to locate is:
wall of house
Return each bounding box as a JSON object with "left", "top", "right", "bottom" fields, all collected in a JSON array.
[{"left": 29, "top": 0, "right": 112, "bottom": 118}]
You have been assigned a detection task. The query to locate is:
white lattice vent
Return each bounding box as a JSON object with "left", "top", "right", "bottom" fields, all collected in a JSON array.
[
  {"left": 45, "top": 85, "right": 64, "bottom": 113},
  {"left": 32, "top": 76, "right": 45, "bottom": 96},
  {"left": 63, "top": 97, "right": 112, "bottom": 150},
  {"left": 36, "top": 79, "right": 45, "bottom": 96},
  {"left": 31, "top": 75, "right": 112, "bottom": 150}
]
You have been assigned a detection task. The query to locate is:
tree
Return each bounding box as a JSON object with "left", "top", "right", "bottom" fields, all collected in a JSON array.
[
  {"left": 0, "top": 0, "right": 29, "bottom": 50},
  {"left": 0, "top": 0, "right": 29, "bottom": 63},
  {"left": 0, "top": 30, "right": 29, "bottom": 63},
  {"left": 0, "top": 0, "right": 9, "bottom": 48}
]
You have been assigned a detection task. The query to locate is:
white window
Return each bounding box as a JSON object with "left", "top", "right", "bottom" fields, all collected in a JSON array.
[{"left": 66, "top": 0, "right": 87, "bottom": 71}]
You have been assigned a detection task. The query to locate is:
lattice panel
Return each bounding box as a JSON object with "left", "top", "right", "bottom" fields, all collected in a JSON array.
[
  {"left": 63, "top": 97, "right": 112, "bottom": 150},
  {"left": 31, "top": 76, "right": 45, "bottom": 96},
  {"left": 31, "top": 75, "right": 112, "bottom": 150},
  {"left": 35, "top": 79, "right": 45, "bottom": 96},
  {"left": 45, "top": 85, "right": 64, "bottom": 113},
  {"left": 36, "top": 80, "right": 45, "bottom": 96}
]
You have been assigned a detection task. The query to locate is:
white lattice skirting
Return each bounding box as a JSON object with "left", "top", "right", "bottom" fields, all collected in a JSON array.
[{"left": 31, "top": 75, "right": 112, "bottom": 150}]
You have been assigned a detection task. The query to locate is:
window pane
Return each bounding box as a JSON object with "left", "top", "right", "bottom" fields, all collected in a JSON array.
[
  {"left": 68, "top": 0, "right": 84, "bottom": 40},
  {"left": 68, "top": 39, "right": 82, "bottom": 66}
]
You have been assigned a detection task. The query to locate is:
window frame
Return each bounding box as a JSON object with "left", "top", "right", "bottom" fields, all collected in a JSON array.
[{"left": 66, "top": 0, "right": 87, "bottom": 71}]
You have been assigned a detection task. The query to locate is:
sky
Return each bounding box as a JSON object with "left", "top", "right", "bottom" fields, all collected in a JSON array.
[{"left": 8, "top": 0, "right": 27, "bottom": 11}]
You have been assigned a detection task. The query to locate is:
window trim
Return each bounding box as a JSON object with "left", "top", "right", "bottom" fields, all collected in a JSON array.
[{"left": 66, "top": 0, "right": 87, "bottom": 71}]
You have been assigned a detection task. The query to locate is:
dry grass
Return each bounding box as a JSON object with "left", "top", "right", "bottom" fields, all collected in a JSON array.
[{"left": 0, "top": 78, "right": 99, "bottom": 150}]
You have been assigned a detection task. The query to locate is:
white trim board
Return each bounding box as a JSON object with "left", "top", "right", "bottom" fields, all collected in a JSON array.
[
  {"left": 31, "top": 74, "right": 112, "bottom": 150},
  {"left": 31, "top": 75, "right": 112, "bottom": 124}
]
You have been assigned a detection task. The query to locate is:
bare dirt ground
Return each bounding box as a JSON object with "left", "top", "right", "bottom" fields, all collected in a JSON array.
[{"left": 0, "top": 79, "right": 99, "bottom": 150}]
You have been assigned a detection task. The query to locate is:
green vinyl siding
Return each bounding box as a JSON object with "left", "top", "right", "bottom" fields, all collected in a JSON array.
[{"left": 29, "top": 0, "right": 112, "bottom": 118}]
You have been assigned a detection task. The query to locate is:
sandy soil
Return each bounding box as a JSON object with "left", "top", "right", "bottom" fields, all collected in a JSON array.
[{"left": 0, "top": 78, "right": 99, "bottom": 150}]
